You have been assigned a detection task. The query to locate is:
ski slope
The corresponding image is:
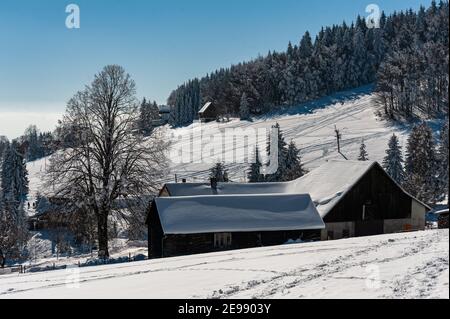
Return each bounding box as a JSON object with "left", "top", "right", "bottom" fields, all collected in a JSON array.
[
  {"left": 166, "top": 87, "right": 422, "bottom": 183},
  {"left": 0, "top": 230, "right": 448, "bottom": 299}
]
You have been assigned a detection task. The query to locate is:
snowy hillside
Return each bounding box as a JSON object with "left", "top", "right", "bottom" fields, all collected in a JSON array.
[
  {"left": 1, "top": 230, "right": 448, "bottom": 299},
  {"left": 166, "top": 87, "right": 442, "bottom": 183},
  {"left": 25, "top": 87, "right": 445, "bottom": 208}
]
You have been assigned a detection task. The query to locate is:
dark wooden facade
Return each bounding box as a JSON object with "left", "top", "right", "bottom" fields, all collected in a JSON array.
[
  {"left": 198, "top": 102, "right": 218, "bottom": 122},
  {"left": 146, "top": 203, "right": 320, "bottom": 258},
  {"left": 323, "top": 163, "right": 415, "bottom": 237}
]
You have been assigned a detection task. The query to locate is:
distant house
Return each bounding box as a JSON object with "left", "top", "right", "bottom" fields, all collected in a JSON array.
[
  {"left": 158, "top": 105, "right": 171, "bottom": 125},
  {"left": 198, "top": 102, "right": 218, "bottom": 122},
  {"left": 146, "top": 194, "right": 324, "bottom": 258},
  {"left": 157, "top": 160, "right": 430, "bottom": 243}
]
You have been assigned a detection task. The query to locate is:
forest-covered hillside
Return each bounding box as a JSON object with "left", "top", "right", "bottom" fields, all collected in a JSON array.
[{"left": 167, "top": 1, "right": 449, "bottom": 126}]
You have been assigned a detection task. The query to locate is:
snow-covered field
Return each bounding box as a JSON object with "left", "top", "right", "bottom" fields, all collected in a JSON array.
[
  {"left": 27, "top": 87, "right": 445, "bottom": 191},
  {"left": 166, "top": 87, "right": 435, "bottom": 183},
  {"left": 15, "top": 88, "right": 447, "bottom": 299},
  {"left": 1, "top": 230, "right": 448, "bottom": 299}
]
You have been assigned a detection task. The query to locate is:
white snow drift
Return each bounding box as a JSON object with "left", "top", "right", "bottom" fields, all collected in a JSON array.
[{"left": 0, "top": 230, "right": 448, "bottom": 299}]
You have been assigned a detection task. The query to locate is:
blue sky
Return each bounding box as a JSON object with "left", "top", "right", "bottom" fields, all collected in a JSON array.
[{"left": 0, "top": 0, "right": 432, "bottom": 137}]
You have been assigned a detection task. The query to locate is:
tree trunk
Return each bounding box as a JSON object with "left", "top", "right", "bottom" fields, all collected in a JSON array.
[{"left": 97, "top": 212, "right": 109, "bottom": 258}]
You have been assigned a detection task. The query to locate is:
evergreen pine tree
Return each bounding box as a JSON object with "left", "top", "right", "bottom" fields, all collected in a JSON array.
[
  {"left": 383, "top": 134, "right": 405, "bottom": 184},
  {"left": 1, "top": 141, "right": 29, "bottom": 204},
  {"left": 266, "top": 123, "right": 288, "bottom": 182},
  {"left": 284, "top": 141, "right": 306, "bottom": 181},
  {"left": 405, "top": 123, "right": 438, "bottom": 204},
  {"left": 247, "top": 146, "right": 264, "bottom": 183},
  {"left": 437, "top": 120, "right": 449, "bottom": 203},
  {"left": 239, "top": 93, "right": 250, "bottom": 120},
  {"left": 358, "top": 139, "right": 369, "bottom": 161},
  {"left": 0, "top": 141, "right": 29, "bottom": 262}
]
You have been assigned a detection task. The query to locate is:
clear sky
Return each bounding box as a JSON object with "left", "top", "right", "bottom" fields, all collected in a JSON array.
[{"left": 0, "top": 0, "right": 432, "bottom": 138}]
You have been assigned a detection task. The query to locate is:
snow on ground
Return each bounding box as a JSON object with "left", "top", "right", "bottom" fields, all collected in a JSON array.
[
  {"left": 26, "top": 87, "right": 445, "bottom": 203},
  {"left": 1, "top": 230, "right": 448, "bottom": 299},
  {"left": 22, "top": 87, "right": 445, "bottom": 267},
  {"left": 23, "top": 231, "right": 147, "bottom": 270},
  {"left": 166, "top": 87, "right": 438, "bottom": 183}
]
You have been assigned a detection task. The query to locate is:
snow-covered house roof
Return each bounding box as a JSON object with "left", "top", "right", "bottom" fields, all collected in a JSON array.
[
  {"left": 163, "top": 181, "right": 288, "bottom": 197},
  {"left": 286, "top": 160, "right": 380, "bottom": 217},
  {"left": 198, "top": 102, "right": 213, "bottom": 114},
  {"left": 162, "top": 160, "right": 430, "bottom": 218},
  {"left": 153, "top": 194, "right": 325, "bottom": 235}
]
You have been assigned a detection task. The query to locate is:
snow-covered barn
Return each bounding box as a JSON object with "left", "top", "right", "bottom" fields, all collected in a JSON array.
[
  {"left": 146, "top": 194, "right": 324, "bottom": 258},
  {"left": 157, "top": 160, "right": 430, "bottom": 243}
]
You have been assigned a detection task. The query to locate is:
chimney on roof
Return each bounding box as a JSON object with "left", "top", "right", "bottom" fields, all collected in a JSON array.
[{"left": 210, "top": 178, "right": 218, "bottom": 190}]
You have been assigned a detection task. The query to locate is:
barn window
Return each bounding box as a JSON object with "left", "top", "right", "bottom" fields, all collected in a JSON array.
[
  {"left": 214, "top": 233, "right": 232, "bottom": 249},
  {"left": 342, "top": 229, "right": 350, "bottom": 238},
  {"left": 327, "top": 231, "right": 334, "bottom": 240}
]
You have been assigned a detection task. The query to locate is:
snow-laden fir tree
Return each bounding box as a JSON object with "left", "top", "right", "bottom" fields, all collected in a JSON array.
[
  {"left": 209, "top": 162, "right": 230, "bottom": 183},
  {"left": 284, "top": 141, "right": 306, "bottom": 181},
  {"left": 239, "top": 92, "right": 250, "bottom": 121},
  {"left": 0, "top": 137, "right": 9, "bottom": 161},
  {"left": 405, "top": 123, "right": 438, "bottom": 205},
  {"left": 23, "top": 125, "right": 42, "bottom": 161},
  {"left": 0, "top": 141, "right": 29, "bottom": 263},
  {"left": 358, "top": 139, "right": 369, "bottom": 161},
  {"left": 383, "top": 134, "right": 405, "bottom": 185},
  {"left": 1, "top": 141, "right": 29, "bottom": 204},
  {"left": 266, "top": 123, "right": 288, "bottom": 182},
  {"left": 437, "top": 120, "right": 449, "bottom": 204},
  {"left": 138, "top": 98, "right": 160, "bottom": 136},
  {"left": 247, "top": 146, "right": 264, "bottom": 183}
]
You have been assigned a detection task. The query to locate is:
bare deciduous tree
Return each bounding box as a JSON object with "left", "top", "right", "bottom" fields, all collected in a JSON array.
[{"left": 45, "top": 65, "right": 169, "bottom": 257}]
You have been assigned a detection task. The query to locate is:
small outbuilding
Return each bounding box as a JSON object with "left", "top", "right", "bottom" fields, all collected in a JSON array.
[
  {"left": 198, "top": 102, "right": 219, "bottom": 122},
  {"left": 146, "top": 194, "right": 324, "bottom": 258},
  {"left": 158, "top": 105, "right": 171, "bottom": 125}
]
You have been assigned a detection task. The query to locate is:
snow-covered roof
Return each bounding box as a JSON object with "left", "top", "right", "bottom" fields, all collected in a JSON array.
[
  {"left": 164, "top": 182, "right": 288, "bottom": 197},
  {"left": 287, "top": 160, "right": 377, "bottom": 217},
  {"left": 153, "top": 194, "right": 325, "bottom": 235},
  {"left": 198, "top": 102, "right": 213, "bottom": 114},
  {"left": 163, "top": 160, "right": 430, "bottom": 218}
]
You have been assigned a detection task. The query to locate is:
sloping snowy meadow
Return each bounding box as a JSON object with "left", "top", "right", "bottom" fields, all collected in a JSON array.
[{"left": 0, "top": 230, "right": 448, "bottom": 299}]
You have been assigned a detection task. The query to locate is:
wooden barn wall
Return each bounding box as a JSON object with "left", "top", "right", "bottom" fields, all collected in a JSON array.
[
  {"left": 324, "top": 165, "right": 412, "bottom": 223},
  {"left": 148, "top": 205, "right": 164, "bottom": 258},
  {"left": 200, "top": 105, "right": 218, "bottom": 120},
  {"left": 159, "top": 230, "right": 321, "bottom": 258}
]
